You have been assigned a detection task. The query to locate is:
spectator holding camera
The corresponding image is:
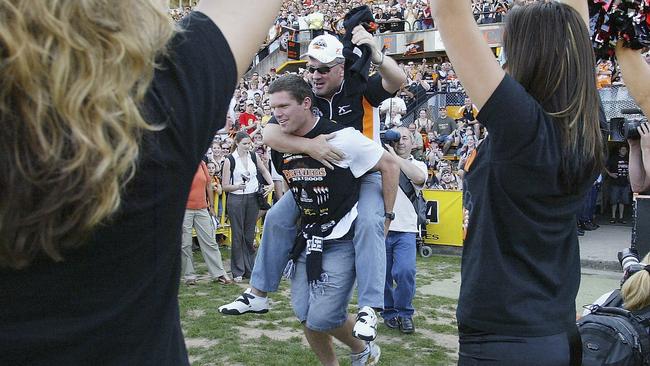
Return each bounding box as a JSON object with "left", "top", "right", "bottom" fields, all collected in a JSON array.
[
  {"left": 382, "top": 126, "right": 427, "bottom": 334},
  {"left": 616, "top": 43, "right": 650, "bottom": 194}
]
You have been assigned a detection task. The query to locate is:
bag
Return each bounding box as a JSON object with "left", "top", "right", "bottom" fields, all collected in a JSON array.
[
  {"left": 256, "top": 186, "right": 271, "bottom": 210},
  {"left": 578, "top": 290, "right": 650, "bottom": 366},
  {"left": 398, "top": 171, "right": 427, "bottom": 227}
]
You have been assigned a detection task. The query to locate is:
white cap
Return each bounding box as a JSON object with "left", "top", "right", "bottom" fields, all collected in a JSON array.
[{"left": 302, "top": 34, "right": 344, "bottom": 64}]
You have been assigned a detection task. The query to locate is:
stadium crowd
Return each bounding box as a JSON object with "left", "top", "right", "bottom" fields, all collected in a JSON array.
[{"left": 167, "top": 0, "right": 645, "bottom": 263}]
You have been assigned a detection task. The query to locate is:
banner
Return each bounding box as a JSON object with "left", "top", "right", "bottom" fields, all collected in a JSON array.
[
  {"left": 404, "top": 39, "right": 424, "bottom": 56},
  {"left": 422, "top": 189, "right": 463, "bottom": 247},
  {"left": 278, "top": 26, "right": 296, "bottom": 52},
  {"left": 287, "top": 40, "right": 300, "bottom": 60}
]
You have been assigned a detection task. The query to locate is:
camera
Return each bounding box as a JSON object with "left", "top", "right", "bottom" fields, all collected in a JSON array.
[
  {"left": 618, "top": 247, "right": 645, "bottom": 284},
  {"left": 380, "top": 130, "right": 401, "bottom": 146},
  {"left": 623, "top": 119, "right": 644, "bottom": 140}
]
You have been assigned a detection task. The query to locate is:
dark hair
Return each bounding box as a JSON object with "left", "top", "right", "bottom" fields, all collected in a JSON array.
[
  {"left": 268, "top": 74, "right": 314, "bottom": 106},
  {"left": 504, "top": 2, "right": 604, "bottom": 192},
  {"left": 234, "top": 131, "right": 251, "bottom": 144}
]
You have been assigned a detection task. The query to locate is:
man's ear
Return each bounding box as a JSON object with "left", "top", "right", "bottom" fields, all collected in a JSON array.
[{"left": 303, "top": 96, "right": 312, "bottom": 110}]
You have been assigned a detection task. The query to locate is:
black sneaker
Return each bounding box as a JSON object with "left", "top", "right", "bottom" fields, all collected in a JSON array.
[
  {"left": 383, "top": 317, "right": 399, "bottom": 329},
  {"left": 583, "top": 222, "right": 598, "bottom": 231},
  {"left": 398, "top": 317, "right": 415, "bottom": 334},
  {"left": 577, "top": 228, "right": 585, "bottom": 236},
  {"left": 610, "top": 218, "right": 616, "bottom": 224},
  {"left": 618, "top": 218, "right": 627, "bottom": 224}
]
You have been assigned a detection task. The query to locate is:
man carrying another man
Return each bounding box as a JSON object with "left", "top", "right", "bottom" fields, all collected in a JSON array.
[
  {"left": 220, "top": 29, "right": 406, "bottom": 343},
  {"left": 266, "top": 74, "right": 399, "bottom": 365}
]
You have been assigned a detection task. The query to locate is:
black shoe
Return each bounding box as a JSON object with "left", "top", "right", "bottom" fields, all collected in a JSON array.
[
  {"left": 609, "top": 218, "right": 616, "bottom": 224},
  {"left": 398, "top": 317, "right": 415, "bottom": 334},
  {"left": 618, "top": 218, "right": 627, "bottom": 224},
  {"left": 577, "top": 228, "right": 585, "bottom": 236},
  {"left": 583, "top": 222, "right": 598, "bottom": 231},
  {"left": 384, "top": 317, "right": 399, "bottom": 329}
]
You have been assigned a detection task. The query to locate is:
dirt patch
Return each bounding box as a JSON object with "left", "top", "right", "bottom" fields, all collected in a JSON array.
[
  {"left": 238, "top": 326, "right": 307, "bottom": 346},
  {"left": 185, "top": 337, "right": 218, "bottom": 349},
  {"left": 187, "top": 309, "right": 206, "bottom": 318}
]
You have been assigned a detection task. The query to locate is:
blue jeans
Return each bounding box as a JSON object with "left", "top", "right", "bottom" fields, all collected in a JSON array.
[
  {"left": 579, "top": 184, "right": 599, "bottom": 223},
  {"left": 291, "top": 241, "right": 356, "bottom": 332},
  {"left": 458, "top": 327, "right": 571, "bottom": 365},
  {"left": 251, "top": 172, "right": 386, "bottom": 309},
  {"left": 382, "top": 232, "right": 416, "bottom": 320}
]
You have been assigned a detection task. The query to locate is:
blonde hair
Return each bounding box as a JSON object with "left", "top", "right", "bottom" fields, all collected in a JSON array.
[
  {"left": 0, "top": 0, "right": 175, "bottom": 269},
  {"left": 622, "top": 253, "right": 650, "bottom": 311}
]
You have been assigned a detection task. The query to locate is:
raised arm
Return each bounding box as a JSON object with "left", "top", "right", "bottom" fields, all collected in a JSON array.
[
  {"left": 428, "top": 1, "right": 504, "bottom": 110},
  {"left": 196, "top": 1, "right": 283, "bottom": 78},
  {"left": 616, "top": 44, "right": 650, "bottom": 118},
  {"left": 350, "top": 25, "right": 407, "bottom": 93}
]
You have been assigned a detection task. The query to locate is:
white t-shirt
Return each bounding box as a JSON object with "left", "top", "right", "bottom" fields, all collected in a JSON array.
[
  {"left": 319, "top": 127, "right": 384, "bottom": 240},
  {"left": 230, "top": 149, "right": 259, "bottom": 195},
  {"left": 390, "top": 156, "right": 428, "bottom": 233}
]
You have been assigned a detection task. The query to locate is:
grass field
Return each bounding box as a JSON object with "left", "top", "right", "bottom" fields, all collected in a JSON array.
[{"left": 179, "top": 248, "right": 461, "bottom": 366}]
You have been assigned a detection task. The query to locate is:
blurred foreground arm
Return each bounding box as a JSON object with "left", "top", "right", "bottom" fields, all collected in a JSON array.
[{"left": 197, "top": 0, "right": 283, "bottom": 78}]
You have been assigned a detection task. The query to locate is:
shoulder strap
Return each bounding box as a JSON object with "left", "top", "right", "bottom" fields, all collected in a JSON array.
[
  {"left": 398, "top": 171, "right": 417, "bottom": 204},
  {"left": 227, "top": 154, "right": 235, "bottom": 184},
  {"left": 249, "top": 151, "right": 257, "bottom": 166}
]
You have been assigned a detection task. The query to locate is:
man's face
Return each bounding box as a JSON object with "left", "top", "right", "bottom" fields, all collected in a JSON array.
[
  {"left": 439, "top": 109, "right": 447, "bottom": 118},
  {"left": 408, "top": 123, "right": 416, "bottom": 133},
  {"left": 307, "top": 57, "right": 344, "bottom": 99},
  {"left": 263, "top": 105, "right": 272, "bottom": 116},
  {"left": 619, "top": 146, "right": 628, "bottom": 156},
  {"left": 270, "top": 91, "right": 311, "bottom": 136},
  {"left": 464, "top": 98, "right": 472, "bottom": 107},
  {"left": 394, "top": 127, "right": 414, "bottom": 157},
  {"left": 245, "top": 104, "right": 254, "bottom": 113}
]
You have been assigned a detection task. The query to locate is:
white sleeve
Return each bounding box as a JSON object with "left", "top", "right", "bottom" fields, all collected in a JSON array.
[
  {"left": 329, "top": 128, "right": 384, "bottom": 178},
  {"left": 270, "top": 162, "right": 283, "bottom": 181},
  {"left": 411, "top": 159, "right": 429, "bottom": 191}
]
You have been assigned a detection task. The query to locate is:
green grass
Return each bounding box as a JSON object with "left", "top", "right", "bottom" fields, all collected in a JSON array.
[{"left": 179, "top": 248, "right": 461, "bottom": 365}]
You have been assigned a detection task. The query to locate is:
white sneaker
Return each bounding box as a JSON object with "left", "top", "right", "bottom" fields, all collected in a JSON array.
[
  {"left": 350, "top": 342, "right": 381, "bottom": 366},
  {"left": 218, "top": 288, "right": 269, "bottom": 315},
  {"left": 352, "top": 306, "right": 378, "bottom": 341}
]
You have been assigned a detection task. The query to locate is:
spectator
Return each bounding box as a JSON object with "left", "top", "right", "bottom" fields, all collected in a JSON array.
[
  {"left": 458, "top": 97, "right": 480, "bottom": 137},
  {"left": 408, "top": 122, "right": 425, "bottom": 161},
  {"left": 0, "top": 0, "right": 282, "bottom": 364},
  {"left": 431, "top": 1, "right": 604, "bottom": 364},
  {"left": 239, "top": 100, "right": 261, "bottom": 135},
  {"left": 181, "top": 162, "right": 231, "bottom": 286},
  {"left": 382, "top": 126, "right": 428, "bottom": 334},
  {"left": 221, "top": 132, "right": 274, "bottom": 283},
  {"left": 606, "top": 145, "right": 631, "bottom": 224},
  {"left": 305, "top": 4, "right": 325, "bottom": 37},
  {"left": 433, "top": 107, "right": 458, "bottom": 154},
  {"left": 415, "top": 108, "right": 434, "bottom": 133}
]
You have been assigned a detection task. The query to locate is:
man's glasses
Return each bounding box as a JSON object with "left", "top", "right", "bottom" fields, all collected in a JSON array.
[{"left": 307, "top": 64, "right": 338, "bottom": 74}]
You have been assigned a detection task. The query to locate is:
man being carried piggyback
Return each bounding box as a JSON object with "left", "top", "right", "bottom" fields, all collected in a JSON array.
[{"left": 266, "top": 74, "right": 399, "bottom": 365}]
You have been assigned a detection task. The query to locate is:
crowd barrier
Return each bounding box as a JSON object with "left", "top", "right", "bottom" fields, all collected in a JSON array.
[
  {"left": 199, "top": 189, "right": 464, "bottom": 250},
  {"left": 421, "top": 189, "right": 464, "bottom": 247},
  {"left": 192, "top": 191, "right": 271, "bottom": 247}
]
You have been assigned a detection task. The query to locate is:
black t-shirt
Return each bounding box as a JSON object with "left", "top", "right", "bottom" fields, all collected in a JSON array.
[
  {"left": 0, "top": 13, "right": 235, "bottom": 365},
  {"left": 268, "top": 74, "right": 393, "bottom": 140},
  {"left": 459, "top": 75, "right": 593, "bottom": 336},
  {"left": 607, "top": 154, "right": 630, "bottom": 186}
]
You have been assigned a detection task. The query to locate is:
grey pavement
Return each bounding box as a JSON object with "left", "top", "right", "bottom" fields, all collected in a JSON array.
[{"left": 422, "top": 222, "right": 633, "bottom": 312}]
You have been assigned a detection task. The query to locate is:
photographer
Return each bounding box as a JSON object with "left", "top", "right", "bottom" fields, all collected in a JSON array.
[
  {"left": 616, "top": 45, "right": 650, "bottom": 194},
  {"left": 382, "top": 126, "right": 428, "bottom": 335}
]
